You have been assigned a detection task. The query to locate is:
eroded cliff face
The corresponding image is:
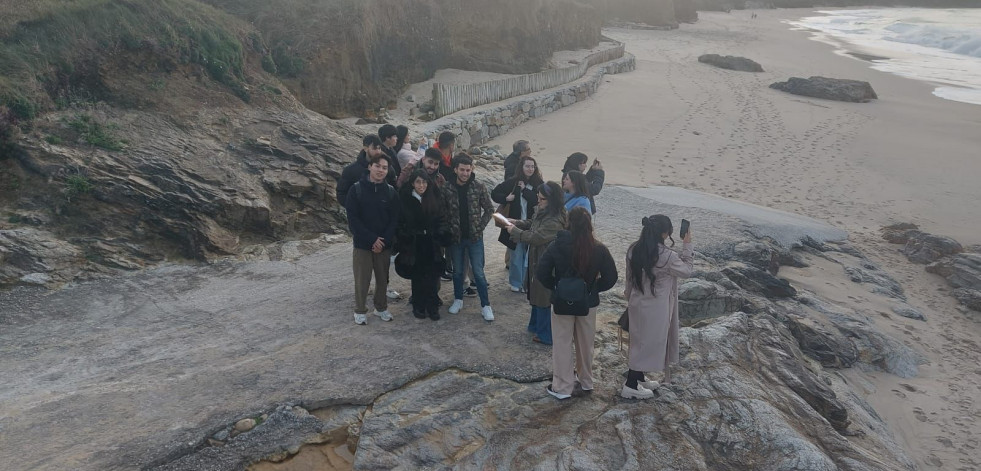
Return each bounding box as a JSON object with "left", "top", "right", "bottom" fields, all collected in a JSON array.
[{"left": 203, "top": 0, "right": 603, "bottom": 118}]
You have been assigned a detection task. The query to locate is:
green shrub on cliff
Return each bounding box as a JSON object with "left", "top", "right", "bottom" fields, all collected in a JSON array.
[
  {"left": 67, "top": 115, "right": 125, "bottom": 151},
  {"left": 0, "top": 0, "right": 251, "bottom": 120}
]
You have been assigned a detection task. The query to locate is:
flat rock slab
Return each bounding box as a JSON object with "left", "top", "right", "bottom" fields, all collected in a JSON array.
[
  {"left": 615, "top": 185, "right": 847, "bottom": 251},
  {"left": 0, "top": 186, "right": 850, "bottom": 470}
]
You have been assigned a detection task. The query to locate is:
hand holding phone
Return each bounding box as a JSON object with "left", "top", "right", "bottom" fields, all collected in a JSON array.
[{"left": 679, "top": 219, "right": 691, "bottom": 241}]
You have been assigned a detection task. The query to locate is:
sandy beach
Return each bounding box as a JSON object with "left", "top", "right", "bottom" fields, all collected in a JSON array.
[{"left": 487, "top": 9, "right": 981, "bottom": 470}]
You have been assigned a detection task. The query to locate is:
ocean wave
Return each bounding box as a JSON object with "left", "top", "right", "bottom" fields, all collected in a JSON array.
[{"left": 884, "top": 23, "right": 981, "bottom": 58}]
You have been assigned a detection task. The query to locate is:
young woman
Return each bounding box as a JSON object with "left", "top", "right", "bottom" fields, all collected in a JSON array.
[
  {"left": 396, "top": 169, "right": 448, "bottom": 321},
  {"left": 622, "top": 215, "right": 694, "bottom": 399},
  {"left": 395, "top": 125, "right": 427, "bottom": 171},
  {"left": 536, "top": 207, "right": 618, "bottom": 400},
  {"left": 562, "top": 170, "right": 592, "bottom": 213},
  {"left": 491, "top": 156, "right": 544, "bottom": 292},
  {"left": 561, "top": 152, "right": 604, "bottom": 214},
  {"left": 506, "top": 181, "right": 567, "bottom": 345}
]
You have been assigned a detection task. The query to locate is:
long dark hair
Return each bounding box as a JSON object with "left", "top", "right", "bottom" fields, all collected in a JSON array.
[
  {"left": 394, "top": 125, "right": 409, "bottom": 153},
  {"left": 569, "top": 207, "right": 596, "bottom": 277},
  {"left": 538, "top": 181, "right": 566, "bottom": 218},
  {"left": 629, "top": 215, "right": 674, "bottom": 294},
  {"left": 562, "top": 152, "right": 588, "bottom": 173},
  {"left": 406, "top": 168, "right": 440, "bottom": 217},
  {"left": 564, "top": 170, "right": 590, "bottom": 197},
  {"left": 516, "top": 155, "right": 543, "bottom": 187}
]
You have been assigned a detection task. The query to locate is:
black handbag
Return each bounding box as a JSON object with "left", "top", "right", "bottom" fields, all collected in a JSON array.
[
  {"left": 552, "top": 268, "right": 594, "bottom": 316},
  {"left": 617, "top": 309, "right": 629, "bottom": 332}
]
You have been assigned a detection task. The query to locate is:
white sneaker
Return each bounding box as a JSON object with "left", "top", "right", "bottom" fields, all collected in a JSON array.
[
  {"left": 547, "top": 385, "right": 571, "bottom": 400},
  {"left": 448, "top": 299, "right": 464, "bottom": 314},
  {"left": 374, "top": 310, "right": 393, "bottom": 322},
  {"left": 510, "top": 285, "right": 522, "bottom": 292},
  {"left": 354, "top": 313, "right": 367, "bottom": 325},
  {"left": 639, "top": 380, "right": 660, "bottom": 390},
  {"left": 621, "top": 383, "right": 654, "bottom": 399},
  {"left": 386, "top": 289, "right": 401, "bottom": 300},
  {"left": 481, "top": 305, "right": 494, "bottom": 321}
]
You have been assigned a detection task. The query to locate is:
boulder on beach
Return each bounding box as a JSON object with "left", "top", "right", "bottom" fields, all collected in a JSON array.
[
  {"left": 697, "top": 54, "right": 764, "bottom": 72},
  {"left": 770, "top": 76, "right": 878, "bottom": 103}
]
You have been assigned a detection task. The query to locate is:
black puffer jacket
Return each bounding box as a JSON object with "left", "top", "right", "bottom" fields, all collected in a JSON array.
[
  {"left": 536, "top": 230, "right": 618, "bottom": 308},
  {"left": 396, "top": 185, "right": 449, "bottom": 274}
]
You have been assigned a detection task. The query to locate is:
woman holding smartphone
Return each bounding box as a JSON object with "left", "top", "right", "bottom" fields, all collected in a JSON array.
[{"left": 622, "top": 214, "right": 693, "bottom": 399}]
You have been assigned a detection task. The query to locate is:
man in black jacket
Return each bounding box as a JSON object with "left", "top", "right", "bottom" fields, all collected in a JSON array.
[
  {"left": 345, "top": 154, "right": 401, "bottom": 325},
  {"left": 337, "top": 134, "right": 396, "bottom": 206},
  {"left": 503, "top": 140, "right": 531, "bottom": 181}
]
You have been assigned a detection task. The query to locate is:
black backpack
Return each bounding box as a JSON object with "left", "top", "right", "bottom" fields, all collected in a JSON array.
[{"left": 552, "top": 266, "right": 594, "bottom": 316}]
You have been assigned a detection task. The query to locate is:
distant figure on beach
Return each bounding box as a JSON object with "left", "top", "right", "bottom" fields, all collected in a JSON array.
[
  {"left": 492, "top": 155, "right": 544, "bottom": 293},
  {"left": 536, "top": 207, "right": 618, "bottom": 400},
  {"left": 442, "top": 154, "right": 496, "bottom": 321},
  {"left": 378, "top": 124, "right": 402, "bottom": 180},
  {"left": 622, "top": 215, "right": 694, "bottom": 399},
  {"left": 561, "top": 152, "right": 604, "bottom": 214},
  {"left": 337, "top": 134, "right": 395, "bottom": 205},
  {"left": 345, "top": 153, "right": 400, "bottom": 325},
  {"left": 562, "top": 170, "right": 593, "bottom": 213},
  {"left": 506, "top": 181, "right": 567, "bottom": 345},
  {"left": 396, "top": 169, "right": 448, "bottom": 321},
  {"left": 503, "top": 140, "right": 532, "bottom": 181}
]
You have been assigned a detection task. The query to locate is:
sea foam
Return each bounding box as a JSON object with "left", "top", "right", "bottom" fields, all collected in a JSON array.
[{"left": 787, "top": 8, "right": 981, "bottom": 106}]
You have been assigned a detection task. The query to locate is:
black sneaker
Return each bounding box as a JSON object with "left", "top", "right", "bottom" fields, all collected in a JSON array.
[
  {"left": 440, "top": 272, "right": 452, "bottom": 282},
  {"left": 429, "top": 311, "right": 440, "bottom": 321},
  {"left": 463, "top": 287, "right": 478, "bottom": 297},
  {"left": 413, "top": 309, "right": 427, "bottom": 319}
]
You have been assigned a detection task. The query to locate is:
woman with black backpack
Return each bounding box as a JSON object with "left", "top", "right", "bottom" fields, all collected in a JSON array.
[
  {"left": 536, "top": 207, "right": 618, "bottom": 400},
  {"left": 395, "top": 169, "right": 448, "bottom": 321}
]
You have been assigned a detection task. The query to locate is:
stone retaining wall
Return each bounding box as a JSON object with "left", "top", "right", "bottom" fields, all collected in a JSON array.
[
  {"left": 433, "top": 41, "right": 627, "bottom": 118},
  {"left": 421, "top": 53, "right": 635, "bottom": 151}
]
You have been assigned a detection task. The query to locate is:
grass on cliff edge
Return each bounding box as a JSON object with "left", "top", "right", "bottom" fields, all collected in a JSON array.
[{"left": 0, "top": 0, "right": 250, "bottom": 122}]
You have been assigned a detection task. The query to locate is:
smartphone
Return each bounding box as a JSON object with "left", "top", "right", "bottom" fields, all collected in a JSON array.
[{"left": 679, "top": 219, "right": 690, "bottom": 239}]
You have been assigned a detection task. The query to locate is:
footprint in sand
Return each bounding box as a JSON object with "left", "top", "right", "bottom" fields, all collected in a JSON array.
[{"left": 914, "top": 407, "right": 929, "bottom": 422}]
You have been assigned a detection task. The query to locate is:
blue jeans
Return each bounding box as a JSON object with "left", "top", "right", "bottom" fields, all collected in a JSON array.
[
  {"left": 450, "top": 238, "right": 489, "bottom": 306},
  {"left": 509, "top": 242, "right": 529, "bottom": 290},
  {"left": 530, "top": 305, "right": 553, "bottom": 345}
]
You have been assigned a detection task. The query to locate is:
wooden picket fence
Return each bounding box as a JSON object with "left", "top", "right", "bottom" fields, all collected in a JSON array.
[{"left": 433, "top": 42, "right": 625, "bottom": 117}]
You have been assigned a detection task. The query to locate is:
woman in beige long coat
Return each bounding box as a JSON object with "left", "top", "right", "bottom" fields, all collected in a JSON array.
[
  {"left": 507, "top": 181, "right": 567, "bottom": 345},
  {"left": 623, "top": 214, "right": 693, "bottom": 399}
]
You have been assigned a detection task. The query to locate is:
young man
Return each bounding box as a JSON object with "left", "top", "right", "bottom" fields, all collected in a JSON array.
[
  {"left": 337, "top": 134, "right": 396, "bottom": 205},
  {"left": 378, "top": 124, "right": 402, "bottom": 178},
  {"left": 503, "top": 140, "right": 531, "bottom": 182},
  {"left": 397, "top": 147, "right": 447, "bottom": 189},
  {"left": 441, "top": 153, "right": 496, "bottom": 321},
  {"left": 345, "top": 154, "right": 400, "bottom": 325}
]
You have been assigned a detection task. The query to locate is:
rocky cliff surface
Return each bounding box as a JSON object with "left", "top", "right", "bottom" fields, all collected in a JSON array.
[{"left": 0, "top": 0, "right": 605, "bottom": 288}]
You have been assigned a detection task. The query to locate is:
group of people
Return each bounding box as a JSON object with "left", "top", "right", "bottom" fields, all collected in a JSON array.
[{"left": 338, "top": 127, "right": 694, "bottom": 400}]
